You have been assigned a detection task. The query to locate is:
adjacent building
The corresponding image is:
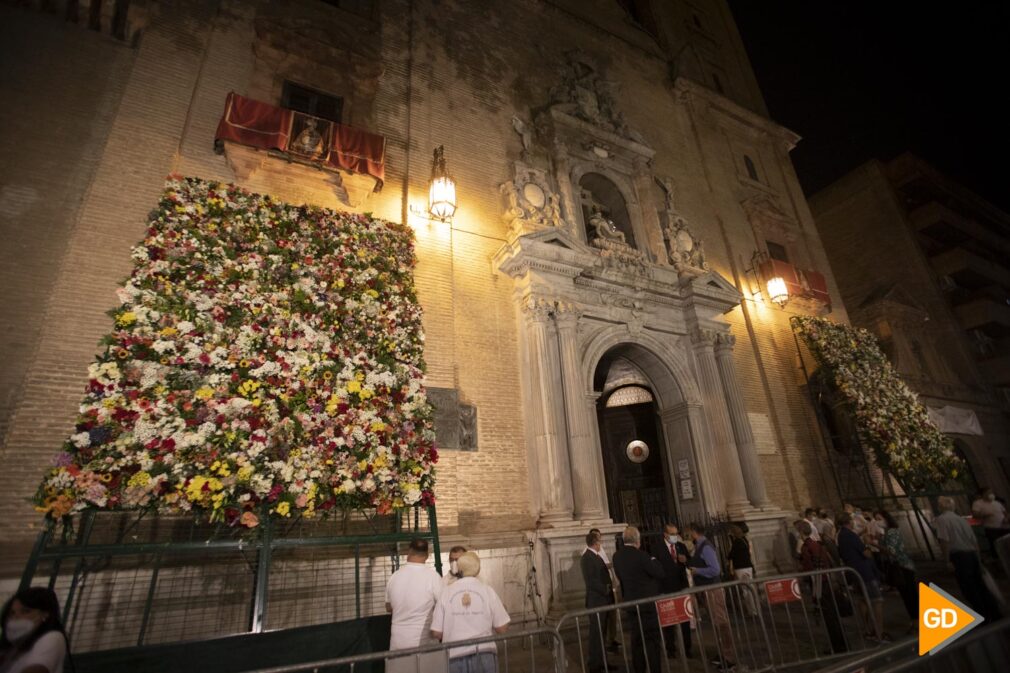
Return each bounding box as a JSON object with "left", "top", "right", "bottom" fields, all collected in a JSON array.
[{"left": 810, "top": 154, "right": 1010, "bottom": 498}]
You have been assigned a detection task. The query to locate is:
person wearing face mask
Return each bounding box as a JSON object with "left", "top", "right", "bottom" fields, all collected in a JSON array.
[
  {"left": 0, "top": 587, "right": 68, "bottom": 673},
  {"left": 443, "top": 546, "right": 468, "bottom": 589},
  {"left": 656, "top": 523, "right": 693, "bottom": 659},
  {"left": 971, "top": 487, "right": 1009, "bottom": 564}
]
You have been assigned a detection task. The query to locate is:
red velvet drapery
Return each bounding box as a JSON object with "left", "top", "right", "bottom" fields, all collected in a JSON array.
[{"left": 215, "top": 92, "right": 385, "bottom": 188}]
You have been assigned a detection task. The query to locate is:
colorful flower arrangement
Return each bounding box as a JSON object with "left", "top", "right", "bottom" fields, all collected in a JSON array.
[
  {"left": 792, "top": 316, "right": 962, "bottom": 490},
  {"left": 35, "top": 176, "right": 437, "bottom": 525}
]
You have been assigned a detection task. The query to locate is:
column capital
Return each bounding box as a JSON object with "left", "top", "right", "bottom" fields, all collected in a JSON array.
[
  {"left": 553, "top": 300, "right": 582, "bottom": 327},
  {"left": 521, "top": 295, "right": 554, "bottom": 323},
  {"left": 689, "top": 327, "right": 719, "bottom": 348},
  {"left": 714, "top": 332, "right": 737, "bottom": 354}
]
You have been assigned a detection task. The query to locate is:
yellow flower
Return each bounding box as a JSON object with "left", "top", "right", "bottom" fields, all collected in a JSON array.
[
  {"left": 237, "top": 466, "right": 254, "bottom": 482},
  {"left": 360, "top": 388, "right": 374, "bottom": 400},
  {"left": 239, "top": 359, "right": 251, "bottom": 368},
  {"left": 128, "top": 471, "right": 152, "bottom": 488},
  {"left": 275, "top": 501, "right": 291, "bottom": 517},
  {"left": 160, "top": 326, "right": 178, "bottom": 337},
  {"left": 116, "top": 311, "right": 137, "bottom": 327},
  {"left": 336, "top": 279, "right": 345, "bottom": 289},
  {"left": 195, "top": 387, "right": 214, "bottom": 400},
  {"left": 370, "top": 421, "right": 386, "bottom": 433},
  {"left": 346, "top": 380, "right": 361, "bottom": 394},
  {"left": 366, "top": 289, "right": 379, "bottom": 299}
]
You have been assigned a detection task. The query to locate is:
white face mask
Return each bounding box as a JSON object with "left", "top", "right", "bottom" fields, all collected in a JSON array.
[
  {"left": 666, "top": 534, "right": 680, "bottom": 544},
  {"left": 449, "top": 560, "right": 460, "bottom": 577},
  {"left": 4, "top": 617, "right": 38, "bottom": 643}
]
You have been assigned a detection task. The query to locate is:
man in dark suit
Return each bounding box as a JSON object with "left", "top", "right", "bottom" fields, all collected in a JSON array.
[
  {"left": 656, "top": 523, "right": 693, "bottom": 658},
  {"left": 580, "top": 530, "right": 614, "bottom": 673},
  {"left": 612, "top": 525, "right": 665, "bottom": 673}
]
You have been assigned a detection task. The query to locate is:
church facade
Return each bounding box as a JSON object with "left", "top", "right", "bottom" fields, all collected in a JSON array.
[{"left": 0, "top": 0, "right": 846, "bottom": 619}]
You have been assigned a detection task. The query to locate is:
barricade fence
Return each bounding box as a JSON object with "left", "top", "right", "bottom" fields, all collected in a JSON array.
[
  {"left": 815, "top": 618, "right": 1010, "bottom": 673},
  {"left": 554, "top": 566, "right": 879, "bottom": 673},
  {"left": 236, "top": 566, "right": 883, "bottom": 673},
  {"left": 237, "top": 627, "right": 563, "bottom": 673}
]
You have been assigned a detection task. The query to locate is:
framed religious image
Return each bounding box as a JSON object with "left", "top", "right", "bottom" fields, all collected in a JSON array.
[{"left": 288, "top": 112, "right": 331, "bottom": 161}]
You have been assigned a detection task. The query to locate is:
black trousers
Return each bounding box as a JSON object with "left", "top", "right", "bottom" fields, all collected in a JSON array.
[
  {"left": 626, "top": 605, "right": 663, "bottom": 673},
  {"left": 951, "top": 550, "right": 1002, "bottom": 623},
  {"left": 586, "top": 607, "right": 611, "bottom": 673},
  {"left": 893, "top": 565, "right": 918, "bottom": 621},
  {"left": 662, "top": 621, "right": 692, "bottom": 656},
  {"left": 819, "top": 583, "right": 848, "bottom": 654}
]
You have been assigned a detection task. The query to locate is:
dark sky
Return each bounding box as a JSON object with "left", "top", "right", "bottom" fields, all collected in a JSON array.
[{"left": 728, "top": 1, "right": 1010, "bottom": 211}]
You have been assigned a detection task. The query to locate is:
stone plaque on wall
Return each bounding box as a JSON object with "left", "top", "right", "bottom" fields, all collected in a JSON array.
[{"left": 427, "top": 387, "right": 478, "bottom": 451}]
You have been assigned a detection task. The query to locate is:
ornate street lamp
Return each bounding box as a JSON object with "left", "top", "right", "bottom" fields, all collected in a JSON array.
[
  {"left": 766, "top": 276, "right": 789, "bottom": 307},
  {"left": 427, "top": 145, "right": 457, "bottom": 221}
]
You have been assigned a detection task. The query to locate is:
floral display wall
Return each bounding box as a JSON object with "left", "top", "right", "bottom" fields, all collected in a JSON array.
[
  {"left": 36, "top": 177, "right": 437, "bottom": 526},
  {"left": 792, "top": 316, "right": 962, "bottom": 490}
]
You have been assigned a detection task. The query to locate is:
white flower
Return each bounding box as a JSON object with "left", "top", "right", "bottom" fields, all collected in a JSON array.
[{"left": 71, "top": 432, "right": 91, "bottom": 449}]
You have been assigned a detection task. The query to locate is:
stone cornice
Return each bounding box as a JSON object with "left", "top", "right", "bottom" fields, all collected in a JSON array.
[
  {"left": 673, "top": 77, "right": 801, "bottom": 150},
  {"left": 542, "top": 107, "right": 656, "bottom": 161}
]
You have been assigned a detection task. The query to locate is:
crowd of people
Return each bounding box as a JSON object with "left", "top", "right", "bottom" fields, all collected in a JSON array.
[{"left": 581, "top": 523, "right": 745, "bottom": 672}]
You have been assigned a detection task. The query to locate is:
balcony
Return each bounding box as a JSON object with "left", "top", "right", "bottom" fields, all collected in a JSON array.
[
  {"left": 910, "top": 202, "right": 1010, "bottom": 260},
  {"left": 755, "top": 255, "right": 832, "bottom": 313},
  {"left": 931, "top": 247, "right": 1010, "bottom": 290},
  {"left": 953, "top": 297, "right": 1010, "bottom": 337},
  {"left": 214, "top": 92, "right": 384, "bottom": 207}
]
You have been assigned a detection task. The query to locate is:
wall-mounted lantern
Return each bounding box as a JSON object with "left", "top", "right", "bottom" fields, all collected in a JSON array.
[{"left": 427, "top": 146, "right": 457, "bottom": 221}]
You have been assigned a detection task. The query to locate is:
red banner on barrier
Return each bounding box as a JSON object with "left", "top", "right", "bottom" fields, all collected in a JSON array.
[
  {"left": 764, "top": 578, "right": 802, "bottom": 605},
  {"left": 656, "top": 595, "right": 695, "bottom": 626}
]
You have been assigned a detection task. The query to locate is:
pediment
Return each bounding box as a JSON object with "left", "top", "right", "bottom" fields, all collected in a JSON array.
[
  {"left": 520, "top": 226, "right": 589, "bottom": 252},
  {"left": 679, "top": 270, "right": 742, "bottom": 312}
]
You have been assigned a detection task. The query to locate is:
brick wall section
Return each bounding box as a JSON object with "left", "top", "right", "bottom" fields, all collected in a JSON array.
[
  {"left": 0, "top": 1, "right": 220, "bottom": 571},
  {"left": 0, "top": 7, "right": 136, "bottom": 454},
  {"left": 2, "top": 0, "right": 853, "bottom": 573}
]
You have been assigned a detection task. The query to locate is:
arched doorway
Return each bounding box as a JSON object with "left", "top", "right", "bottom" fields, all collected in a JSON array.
[{"left": 593, "top": 350, "right": 677, "bottom": 531}]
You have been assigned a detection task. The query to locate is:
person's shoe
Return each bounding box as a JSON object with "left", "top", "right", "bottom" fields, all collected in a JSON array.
[{"left": 710, "top": 657, "right": 736, "bottom": 671}]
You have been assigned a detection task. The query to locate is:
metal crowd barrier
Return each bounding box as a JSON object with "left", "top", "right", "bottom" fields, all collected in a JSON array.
[
  {"left": 236, "top": 567, "right": 884, "bottom": 673},
  {"left": 554, "top": 566, "right": 880, "bottom": 673},
  {"left": 238, "top": 627, "right": 563, "bottom": 673},
  {"left": 813, "top": 618, "right": 1010, "bottom": 673}
]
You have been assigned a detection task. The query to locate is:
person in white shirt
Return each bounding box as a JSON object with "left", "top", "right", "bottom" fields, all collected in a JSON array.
[
  {"left": 442, "top": 546, "right": 468, "bottom": 589},
  {"left": 431, "top": 551, "right": 510, "bottom": 673},
  {"left": 972, "top": 487, "right": 1010, "bottom": 563},
  {"left": 0, "top": 587, "right": 67, "bottom": 673},
  {"left": 386, "top": 539, "right": 445, "bottom": 673}
]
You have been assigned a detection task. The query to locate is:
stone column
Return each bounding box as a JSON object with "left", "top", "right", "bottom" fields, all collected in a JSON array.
[
  {"left": 690, "top": 328, "right": 751, "bottom": 516},
  {"left": 523, "top": 296, "right": 575, "bottom": 522},
  {"left": 714, "top": 334, "right": 771, "bottom": 508},
  {"left": 555, "top": 303, "right": 606, "bottom": 520}
]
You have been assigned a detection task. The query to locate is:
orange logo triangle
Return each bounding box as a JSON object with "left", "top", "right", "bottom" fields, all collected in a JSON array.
[{"left": 919, "top": 582, "right": 983, "bottom": 655}]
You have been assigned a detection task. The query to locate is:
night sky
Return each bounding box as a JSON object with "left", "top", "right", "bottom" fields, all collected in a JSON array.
[{"left": 729, "top": 1, "right": 1010, "bottom": 212}]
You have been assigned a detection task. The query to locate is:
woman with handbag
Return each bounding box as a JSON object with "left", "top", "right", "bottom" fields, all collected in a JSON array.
[{"left": 799, "top": 521, "right": 849, "bottom": 654}]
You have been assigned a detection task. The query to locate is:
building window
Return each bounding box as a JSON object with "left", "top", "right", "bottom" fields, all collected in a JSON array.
[
  {"left": 744, "top": 154, "right": 759, "bottom": 181},
  {"left": 766, "top": 240, "right": 789, "bottom": 262},
  {"left": 281, "top": 81, "right": 343, "bottom": 124}
]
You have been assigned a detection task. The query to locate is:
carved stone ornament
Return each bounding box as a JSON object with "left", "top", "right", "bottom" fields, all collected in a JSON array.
[
  {"left": 547, "top": 50, "right": 646, "bottom": 143},
  {"left": 592, "top": 237, "right": 649, "bottom": 277},
  {"left": 741, "top": 194, "right": 798, "bottom": 243},
  {"left": 500, "top": 164, "right": 564, "bottom": 235},
  {"left": 657, "top": 177, "right": 709, "bottom": 277}
]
